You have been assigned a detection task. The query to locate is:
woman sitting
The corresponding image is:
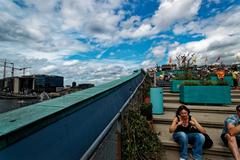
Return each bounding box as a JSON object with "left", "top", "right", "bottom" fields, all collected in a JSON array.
[{"left": 169, "top": 105, "right": 206, "bottom": 160}]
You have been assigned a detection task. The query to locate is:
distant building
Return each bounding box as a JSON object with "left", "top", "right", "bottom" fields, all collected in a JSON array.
[
  {"left": 0, "top": 74, "right": 64, "bottom": 94},
  {"left": 161, "top": 64, "right": 177, "bottom": 71},
  {"left": 0, "top": 76, "right": 34, "bottom": 94},
  {"left": 34, "top": 75, "right": 64, "bottom": 92}
]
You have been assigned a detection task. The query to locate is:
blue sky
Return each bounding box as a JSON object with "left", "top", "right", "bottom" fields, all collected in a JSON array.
[{"left": 0, "top": 0, "right": 240, "bottom": 85}]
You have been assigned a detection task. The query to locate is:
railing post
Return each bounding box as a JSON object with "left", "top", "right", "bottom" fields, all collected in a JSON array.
[{"left": 116, "top": 120, "right": 121, "bottom": 160}]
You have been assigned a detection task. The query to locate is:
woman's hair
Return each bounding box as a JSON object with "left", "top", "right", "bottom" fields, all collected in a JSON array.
[{"left": 176, "top": 105, "right": 190, "bottom": 117}]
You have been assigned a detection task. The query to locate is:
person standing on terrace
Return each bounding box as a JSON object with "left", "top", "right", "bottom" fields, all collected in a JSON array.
[
  {"left": 221, "top": 105, "right": 240, "bottom": 160},
  {"left": 215, "top": 67, "right": 225, "bottom": 81},
  {"left": 232, "top": 66, "right": 239, "bottom": 90},
  {"left": 169, "top": 105, "right": 206, "bottom": 160}
]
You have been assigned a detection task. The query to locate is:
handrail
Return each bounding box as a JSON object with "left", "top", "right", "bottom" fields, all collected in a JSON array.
[{"left": 80, "top": 71, "right": 146, "bottom": 160}]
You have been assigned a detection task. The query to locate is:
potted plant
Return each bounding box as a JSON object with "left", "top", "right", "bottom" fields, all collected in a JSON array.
[
  {"left": 171, "top": 52, "right": 200, "bottom": 92},
  {"left": 140, "top": 96, "right": 153, "bottom": 121}
]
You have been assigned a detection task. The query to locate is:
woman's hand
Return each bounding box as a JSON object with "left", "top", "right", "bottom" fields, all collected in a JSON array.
[
  {"left": 189, "top": 120, "right": 196, "bottom": 126},
  {"left": 191, "top": 117, "right": 206, "bottom": 134},
  {"left": 177, "top": 120, "right": 183, "bottom": 126}
]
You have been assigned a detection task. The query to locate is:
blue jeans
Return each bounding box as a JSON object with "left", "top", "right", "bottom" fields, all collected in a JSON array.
[{"left": 173, "top": 132, "right": 205, "bottom": 160}]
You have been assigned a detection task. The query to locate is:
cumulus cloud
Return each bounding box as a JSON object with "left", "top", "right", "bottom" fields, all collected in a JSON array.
[
  {"left": 151, "top": 46, "right": 166, "bottom": 60},
  {"left": 119, "top": 0, "right": 202, "bottom": 40},
  {"left": 170, "top": 6, "right": 240, "bottom": 65},
  {"left": 59, "top": 59, "right": 139, "bottom": 85},
  {"left": 39, "top": 65, "right": 58, "bottom": 74},
  {"left": 63, "top": 60, "right": 79, "bottom": 66},
  {"left": 151, "top": 0, "right": 201, "bottom": 30}
]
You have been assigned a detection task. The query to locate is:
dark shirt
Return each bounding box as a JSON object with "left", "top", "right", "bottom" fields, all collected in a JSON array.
[{"left": 175, "top": 115, "right": 199, "bottom": 133}]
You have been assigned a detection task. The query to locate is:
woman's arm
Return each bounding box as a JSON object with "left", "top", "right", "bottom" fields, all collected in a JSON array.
[
  {"left": 190, "top": 117, "right": 206, "bottom": 134},
  {"left": 169, "top": 117, "right": 180, "bottom": 133}
]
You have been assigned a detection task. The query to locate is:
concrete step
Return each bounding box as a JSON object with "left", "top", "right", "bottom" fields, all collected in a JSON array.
[
  {"left": 163, "top": 92, "right": 240, "bottom": 99},
  {"left": 153, "top": 123, "right": 234, "bottom": 160},
  {"left": 232, "top": 98, "right": 240, "bottom": 105},
  {"left": 153, "top": 111, "right": 231, "bottom": 128},
  {"left": 163, "top": 96, "right": 179, "bottom": 103},
  {"left": 163, "top": 96, "right": 240, "bottom": 105},
  {"left": 163, "top": 102, "right": 236, "bottom": 114},
  {"left": 156, "top": 86, "right": 237, "bottom": 159},
  {"left": 163, "top": 92, "right": 179, "bottom": 97},
  {"left": 231, "top": 93, "right": 240, "bottom": 99},
  {"left": 231, "top": 89, "right": 240, "bottom": 94},
  {"left": 162, "top": 87, "right": 240, "bottom": 94}
]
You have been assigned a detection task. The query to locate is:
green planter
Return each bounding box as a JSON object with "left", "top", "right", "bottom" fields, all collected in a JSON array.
[
  {"left": 171, "top": 80, "right": 200, "bottom": 92},
  {"left": 180, "top": 85, "right": 231, "bottom": 105},
  {"left": 210, "top": 75, "right": 233, "bottom": 86}
]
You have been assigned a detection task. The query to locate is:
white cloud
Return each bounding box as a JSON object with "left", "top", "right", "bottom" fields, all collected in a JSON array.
[
  {"left": 151, "top": 0, "right": 201, "bottom": 31},
  {"left": 119, "top": 0, "right": 201, "bottom": 39},
  {"left": 63, "top": 60, "right": 79, "bottom": 66},
  {"left": 151, "top": 46, "right": 166, "bottom": 60},
  {"left": 170, "top": 6, "right": 240, "bottom": 65},
  {"left": 60, "top": 59, "right": 139, "bottom": 85},
  {"left": 39, "top": 65, "right": 58, "bottom": 74},
  {"left": 141, "top": 60, "right": 156, "bottom": 69}
]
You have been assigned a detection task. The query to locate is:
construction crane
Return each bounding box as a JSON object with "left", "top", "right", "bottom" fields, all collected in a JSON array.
[
  {"left": 0, "top": 63, "right": 21, "bottom": 78},
  {"left": 0, "top": 59, "right": 15, "bottom": 79},
  {"left": 19, "top": 67, "right": 31, "bottom": 76},
  {"left": 0, "top": 59, "right": 30, "bottom": 78}
]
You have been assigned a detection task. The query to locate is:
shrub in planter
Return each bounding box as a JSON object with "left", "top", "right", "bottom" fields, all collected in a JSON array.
[
  {"left": 140, "top": 96, "right": 153, "bottom": 121},
  {"left": 171, "top": 80, "right": 201, "bottom": 92},
  {"left": 181, "top": 80, "right": 228, "bottom": 86},
  {"left": 122, "top": 111, "right": 164, "bottom": 160},
  {"left": 140, "top": 103, "right": 153, "bottom": 121},
  {"left": 181, "top": 81, "right": 200, "bottom": 86}
]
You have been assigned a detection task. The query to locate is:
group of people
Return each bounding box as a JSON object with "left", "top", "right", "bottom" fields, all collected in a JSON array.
[
  {"left": 169, "top": 105, "right": 240, "bottom": 160},
  {"left": 215, "top": 66, "right": 239, "bottom": 89}
]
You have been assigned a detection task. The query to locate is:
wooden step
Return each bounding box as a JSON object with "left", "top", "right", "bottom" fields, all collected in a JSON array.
[
  {"left": 231, "top": 93, "right": 240, "bottom": 99},
  {"left": 163, "top": 102, "right": 236, "bottom": 114},
  {"left": 232, "top": 98, "right": 240, "bottom": 104},
  {"left": 153, "top": 123, "right": 234, "bottom": 160},
  {"left": 163, "top": 96, "right": 240, "bottom": 105},
  {"left": 163, "top": 88, "right": 240, "bottom": 94},
  {"left": 231, "top": 89, "right": 240, "bottom": 94},
  {"left": 157, "top": 85, "right": 238, "bottom": 159},
  {"left": 164, "top": 92, "right": 240, "bottom": 99},
  {"left": 163, "top": 96, "right": 179, "bottom": 103},
  {"left": 163, "top": 93, "right": 179, "bottom": 98},
  {"left": 153, "top": 111, "right": 231, "bottom": 128}
]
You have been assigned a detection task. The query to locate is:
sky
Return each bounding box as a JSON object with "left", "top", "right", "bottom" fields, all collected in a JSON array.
[{"left": 0, "top": 0, "right": 240, "bottom": 86}]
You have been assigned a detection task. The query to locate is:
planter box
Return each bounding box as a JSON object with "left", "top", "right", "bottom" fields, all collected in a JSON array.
[
  {"left": 180, "top": 85, "right": 231, "bottom": 105},
  {"left": 171, "top": 80, "right": 200, "bottom": 92},
  {"left": 210, "top": 75, "right": 233, "bottom": 86}
]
